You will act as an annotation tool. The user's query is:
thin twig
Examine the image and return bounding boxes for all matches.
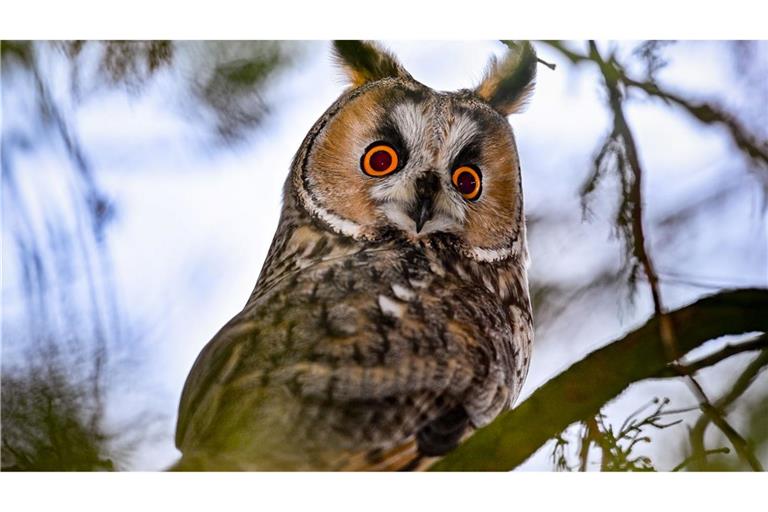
[624,76,768,168]
[656,334,768,377]
[672,447,730,472]
[536,57,556,71]
[689,349,768,470]
[540,40,593,65]
[657,405,700,416]
[578,417,600,471]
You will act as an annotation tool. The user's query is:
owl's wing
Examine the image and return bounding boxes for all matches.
[337,403,472,471]
[175,257,526,470]
[175,312,259,453]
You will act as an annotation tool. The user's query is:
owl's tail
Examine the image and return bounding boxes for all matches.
[339,439,436,472]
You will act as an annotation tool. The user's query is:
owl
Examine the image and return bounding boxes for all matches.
[174,40,537,471]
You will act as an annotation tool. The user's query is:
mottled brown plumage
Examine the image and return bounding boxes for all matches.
[174,41,536,470]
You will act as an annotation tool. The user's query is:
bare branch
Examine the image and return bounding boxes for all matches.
[578,418,598,471]
[656,334,768,377]
[541,40,768,171]
[689,349,768,470]
[672,447,730,472]
[624,77,768,169]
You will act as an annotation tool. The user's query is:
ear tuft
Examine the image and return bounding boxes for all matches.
[475,41,537,116]
[332,40,412,87]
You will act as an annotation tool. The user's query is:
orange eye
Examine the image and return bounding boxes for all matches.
[452,166,482,200]
[361,143,399,177]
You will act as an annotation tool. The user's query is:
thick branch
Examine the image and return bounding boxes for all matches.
[430,288,768,471]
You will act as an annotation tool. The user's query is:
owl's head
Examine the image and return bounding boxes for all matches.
[290,41,537,263]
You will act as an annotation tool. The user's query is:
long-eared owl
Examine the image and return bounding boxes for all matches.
[174,40,537,471]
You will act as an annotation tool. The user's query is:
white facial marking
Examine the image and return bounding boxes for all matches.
[433,189,467,225]
[468,246,514,262]
[296,181,363,238]
[417,215,460,235]
[467,225,529,263]
[391,102,428,151]
[379,202,416,233]
[441,113,479,165]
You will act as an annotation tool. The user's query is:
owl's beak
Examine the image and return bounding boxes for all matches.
[413,198,433,233]
[410,173,439,234]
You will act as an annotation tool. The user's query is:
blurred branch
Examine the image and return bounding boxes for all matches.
[429,288,768,471]
[624,76,768,169]
[550,434,574,471]
[540,40,592,66]
[688,348,768,470]
[1,353,116,471]
[541,40,768,171]
[192,41,291,141]
[671,447,730,471]
[578,418,597,471]
[590,41,663,305]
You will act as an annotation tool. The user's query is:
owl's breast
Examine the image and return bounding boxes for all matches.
[249,237,530,415]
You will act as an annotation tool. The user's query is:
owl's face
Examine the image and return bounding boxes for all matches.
[291,42,536,262]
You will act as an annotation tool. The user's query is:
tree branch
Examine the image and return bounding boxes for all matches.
[429,288,768,471]
[540,40,768,170]
[688,348,768,470]
[656,334,768,377]
[672,447,730,472]
[623,77,768,169]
